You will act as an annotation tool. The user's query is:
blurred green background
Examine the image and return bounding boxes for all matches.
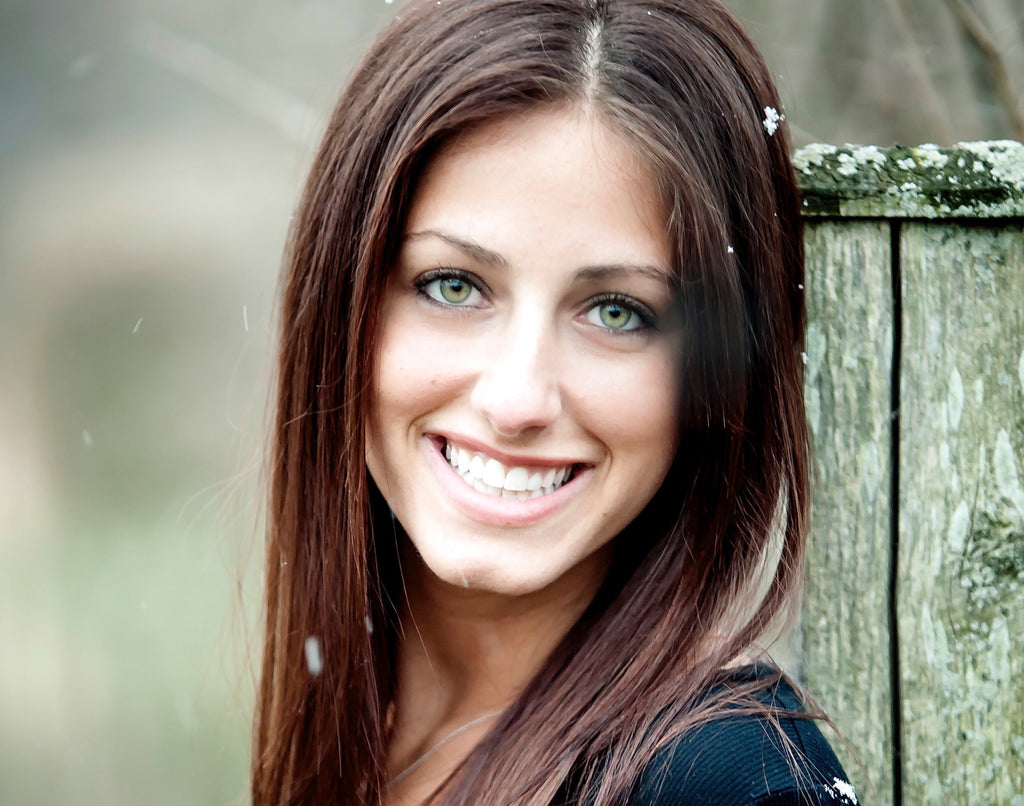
[1,1,1021,803]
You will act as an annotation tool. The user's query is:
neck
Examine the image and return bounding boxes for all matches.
[398,542,606,715]
[387,540,608,789]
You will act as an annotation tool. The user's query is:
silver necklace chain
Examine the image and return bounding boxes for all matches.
[388,710,503,786]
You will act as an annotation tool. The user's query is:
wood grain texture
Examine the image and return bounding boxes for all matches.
[898,221,1024,804]
[801,220,895,804]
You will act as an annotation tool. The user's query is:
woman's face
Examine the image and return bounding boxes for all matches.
[365,107,681,598]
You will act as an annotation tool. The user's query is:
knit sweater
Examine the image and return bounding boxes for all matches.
[629,668,858,805]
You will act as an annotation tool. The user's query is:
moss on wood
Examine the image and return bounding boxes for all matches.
[794,141,1024,218]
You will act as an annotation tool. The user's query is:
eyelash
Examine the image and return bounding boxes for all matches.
[411,270,657,334]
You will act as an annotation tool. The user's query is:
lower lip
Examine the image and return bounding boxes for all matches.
[423,437,590,527]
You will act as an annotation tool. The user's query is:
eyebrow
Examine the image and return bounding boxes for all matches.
[574,264,674,286]
[404,229,672,285]
[405,230,511,269]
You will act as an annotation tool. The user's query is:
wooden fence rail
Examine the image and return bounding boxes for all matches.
[795,141,1024,805]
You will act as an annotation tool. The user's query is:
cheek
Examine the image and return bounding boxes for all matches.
[576,350,680,459]
[368,307,478,460]
[374,316,451,409]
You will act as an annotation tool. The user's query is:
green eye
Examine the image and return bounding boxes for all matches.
[586,300,647,331]
[598,303,634,329]
[438,277,471,303]
[418,272,484,307]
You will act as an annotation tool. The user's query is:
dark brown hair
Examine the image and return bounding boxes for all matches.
[253,0,809,802]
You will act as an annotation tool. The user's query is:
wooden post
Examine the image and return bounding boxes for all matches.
[795,141,1024,805]
[801,219,895,802]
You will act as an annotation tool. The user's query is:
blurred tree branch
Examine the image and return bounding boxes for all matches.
[883,0,955,143]
[943,0,1024,140]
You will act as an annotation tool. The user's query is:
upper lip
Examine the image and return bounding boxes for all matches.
[427,432,592,469]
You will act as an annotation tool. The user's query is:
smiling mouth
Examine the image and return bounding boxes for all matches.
[442,440,579,500]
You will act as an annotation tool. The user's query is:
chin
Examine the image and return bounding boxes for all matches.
[422,554,543,596]
[411,535,611,602]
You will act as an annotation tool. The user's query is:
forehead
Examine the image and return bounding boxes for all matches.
[419,105,659,200]
[404,106,671,269]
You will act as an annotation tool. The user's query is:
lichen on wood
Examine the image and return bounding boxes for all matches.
[794,140,1024,218]
[796,141,1023,804]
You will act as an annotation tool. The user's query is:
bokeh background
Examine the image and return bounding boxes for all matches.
[1,1,1021,803]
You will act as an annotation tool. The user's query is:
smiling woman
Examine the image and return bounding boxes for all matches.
[366,108,679,599]
[253,1,857,804]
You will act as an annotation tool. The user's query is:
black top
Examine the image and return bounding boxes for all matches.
[629,668,858,805]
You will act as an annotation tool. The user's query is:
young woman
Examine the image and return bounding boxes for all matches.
[253,0,858,803]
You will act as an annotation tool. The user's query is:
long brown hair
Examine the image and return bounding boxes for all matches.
[253,0,809,802]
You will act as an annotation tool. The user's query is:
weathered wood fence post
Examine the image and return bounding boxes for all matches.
[795,141,1024,806]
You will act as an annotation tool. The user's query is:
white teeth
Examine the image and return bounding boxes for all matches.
[442,441,575,499]
[505,467,529,491]
[482,459,505,488]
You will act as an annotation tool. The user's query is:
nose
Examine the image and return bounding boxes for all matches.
[470,313,562,437]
